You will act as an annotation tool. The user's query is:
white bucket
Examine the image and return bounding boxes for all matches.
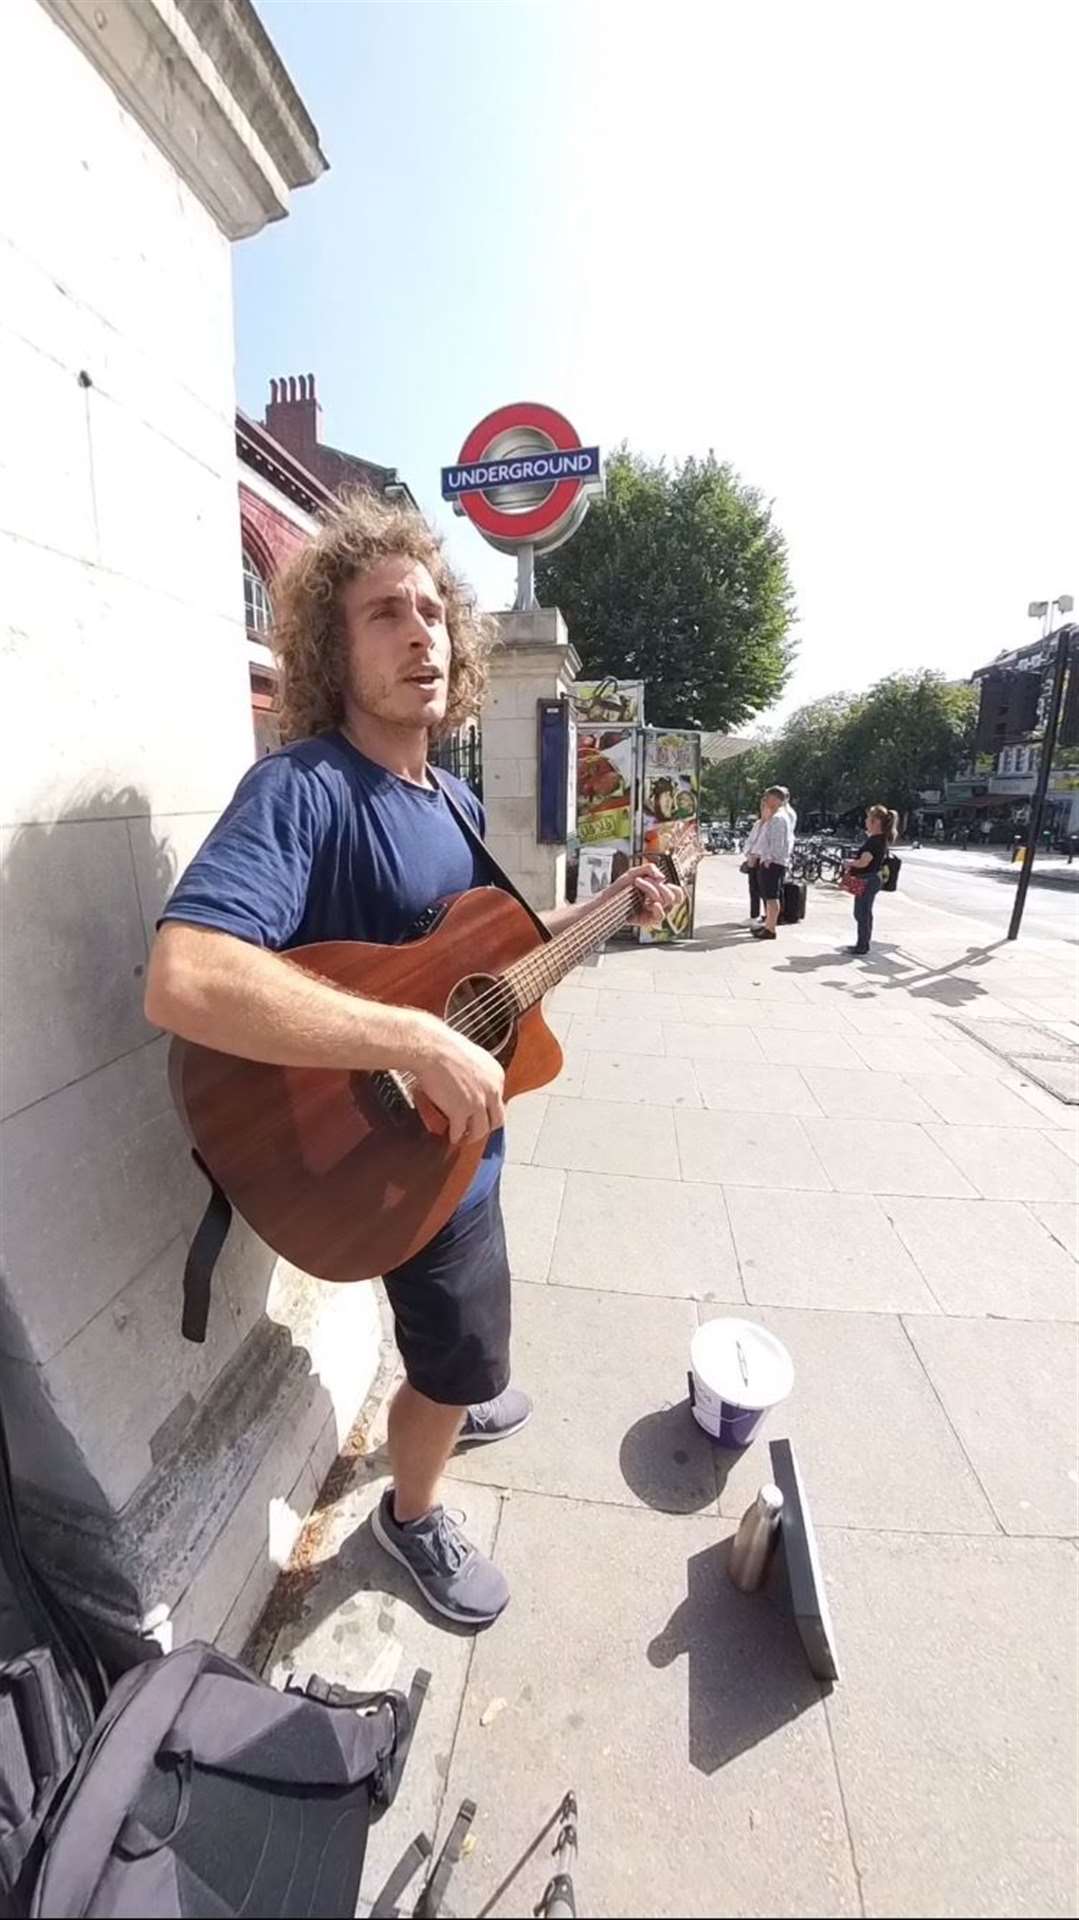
[689,1318,794,1446]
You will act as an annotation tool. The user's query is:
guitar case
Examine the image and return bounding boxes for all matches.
[179,772,548,1344]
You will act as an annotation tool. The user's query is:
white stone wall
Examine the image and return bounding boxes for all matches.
[0,0,380,1652]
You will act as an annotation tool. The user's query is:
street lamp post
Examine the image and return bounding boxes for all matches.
[1007,595,1075,940]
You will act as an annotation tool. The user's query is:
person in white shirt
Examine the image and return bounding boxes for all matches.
[747,786,795,939]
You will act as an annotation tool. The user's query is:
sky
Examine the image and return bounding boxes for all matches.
[236,0,1078,725]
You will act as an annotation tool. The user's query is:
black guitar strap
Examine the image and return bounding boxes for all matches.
[181,768,551,1343]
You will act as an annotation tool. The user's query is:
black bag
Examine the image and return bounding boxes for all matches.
[880,853,902,893]
[0,1396,420,1919]
[779,878,807,924]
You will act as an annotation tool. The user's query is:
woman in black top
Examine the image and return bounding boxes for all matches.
[843,804,898,954]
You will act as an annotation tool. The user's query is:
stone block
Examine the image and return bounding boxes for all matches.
[692,1062,821,1115]
[757,1027,866,1068]
[2,539,252,825]
[799,1066,935,1120]
[549,1170,742,1302]
[1,815,152,1118]
[483,792,534,836]
[505,1090,549,1163]
[453,1283,715,1512]
[0,1038,208,1361]
[882,1196,1077,1319]
[0,332,97,564]
[802,1118,978,1197]
[581,1053,701,1107]
[727,1188,937,1312]
[824,1530,1077,1916]
[478,715,536,763]
[568,1017,665,1055]
[926,1123,1078,1201]
[701,1304,997,1533]
[482,757,534,800]
[676,1111,831,1189]
[443,1495,858,1918]
[500,1164,566,1282]
[534,1096,679,1178]
[904,1314,1079,1535]
[663,1021,767,1063]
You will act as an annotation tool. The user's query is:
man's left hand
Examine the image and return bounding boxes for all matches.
[605,862,684,931]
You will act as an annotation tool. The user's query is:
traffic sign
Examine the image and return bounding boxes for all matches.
[441,402,603,559]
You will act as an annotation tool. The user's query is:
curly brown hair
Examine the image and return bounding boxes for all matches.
[271,491,496,743]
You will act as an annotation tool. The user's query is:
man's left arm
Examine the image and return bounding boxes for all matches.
[541,863,682,937]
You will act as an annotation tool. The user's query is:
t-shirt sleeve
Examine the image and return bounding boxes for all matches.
[160,754,328,949]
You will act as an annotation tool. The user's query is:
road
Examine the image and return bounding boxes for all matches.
[893,844,1079,945]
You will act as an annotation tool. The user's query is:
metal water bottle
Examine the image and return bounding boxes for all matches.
[728,1483,784,1593]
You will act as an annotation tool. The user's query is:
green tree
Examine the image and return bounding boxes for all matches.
[536,447,795,729]
[700,743,771,825]
[843,671,977,816]
[769,693,862,824]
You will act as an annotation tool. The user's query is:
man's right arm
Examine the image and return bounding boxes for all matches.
[145,922,504,1143]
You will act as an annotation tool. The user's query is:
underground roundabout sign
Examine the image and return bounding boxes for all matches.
[441,403,603,558]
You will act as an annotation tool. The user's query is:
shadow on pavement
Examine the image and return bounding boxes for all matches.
[619,1401,722,1514]
[647,1536,825,1775]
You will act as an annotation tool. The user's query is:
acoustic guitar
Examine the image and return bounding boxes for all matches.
[168,825,701,1282]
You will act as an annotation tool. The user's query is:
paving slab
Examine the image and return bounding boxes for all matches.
[912,1073,1066,1127]
[533,1096,679,1178]
[500,1164,566,1283]
[581,1051,701,1107]
[441,1494,859,1920]
[883,1196,1078,1319]
[1045,1124,1079,1165]
[1029,1200,1079,1259]
[546,984,599,1017]
[258,1467,501,1912]
[756,1027,866,1069]
[452,1282,716,1514]
[846,1033,964,1075]
[697,1304,997,1534]
[663,1020,767,1063]
[549,1170,742,1302]
[505,1090,549,1163]
[566,1014,665,1055]
[903,1313,1079,1536]
[676,1110,831,1190]
[691,1061,821,1116]
[801,1117,978,1197]
[822,1528,1078,1918]
[801,1066,936,1121]
[726,1188,938,1313]
[584,987,685,1021]
[681,999,853,1032]
[926,1123,1078,1200]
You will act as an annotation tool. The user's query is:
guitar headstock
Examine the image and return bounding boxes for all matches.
[655,820,705,894]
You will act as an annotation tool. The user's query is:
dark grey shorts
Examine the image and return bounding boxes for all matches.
[381,1184,511,1407]
[758,862,786,902]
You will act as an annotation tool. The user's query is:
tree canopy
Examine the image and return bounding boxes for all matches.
[536,447,794,730]
[700,670,976,826]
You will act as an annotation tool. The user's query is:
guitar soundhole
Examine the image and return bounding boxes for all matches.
[445,974,516,1056]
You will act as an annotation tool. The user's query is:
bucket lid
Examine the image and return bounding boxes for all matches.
[691,1318,794,1412]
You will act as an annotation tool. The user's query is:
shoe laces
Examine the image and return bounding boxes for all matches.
[424,1506,470,1574]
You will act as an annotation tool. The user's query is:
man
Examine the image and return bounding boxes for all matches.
[980,817,992,846]
[144,494,678,1630]
[749,786,796,939]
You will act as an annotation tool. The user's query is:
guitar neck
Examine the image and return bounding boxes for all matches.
[502,885,637,1012]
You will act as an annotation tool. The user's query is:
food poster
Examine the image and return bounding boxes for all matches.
[570,678,646,727]
[639,729,701,943]
[567,725,637,907]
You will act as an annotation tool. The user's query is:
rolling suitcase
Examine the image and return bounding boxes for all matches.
[779,878,806,925]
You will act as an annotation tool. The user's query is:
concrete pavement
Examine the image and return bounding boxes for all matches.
[248,855,1078,1919]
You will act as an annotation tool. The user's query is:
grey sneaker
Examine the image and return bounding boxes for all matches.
[371,1491,509,1626]
[459,1387,533,1447]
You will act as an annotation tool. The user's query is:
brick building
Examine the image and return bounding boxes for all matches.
[235,378,418,756]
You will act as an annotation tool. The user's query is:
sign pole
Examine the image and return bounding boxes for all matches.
[1007,625,1072,940]
[515,543,536,612]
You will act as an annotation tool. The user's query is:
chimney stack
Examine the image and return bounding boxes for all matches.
[265,373,322,463]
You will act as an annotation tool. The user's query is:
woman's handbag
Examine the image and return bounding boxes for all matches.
[841,870,867,898]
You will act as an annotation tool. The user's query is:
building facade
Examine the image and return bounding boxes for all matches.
[0,0,385,1659]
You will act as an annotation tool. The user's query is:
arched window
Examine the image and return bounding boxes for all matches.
[243,549,273,635]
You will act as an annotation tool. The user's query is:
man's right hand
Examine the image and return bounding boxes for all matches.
[407,1018,506,1145]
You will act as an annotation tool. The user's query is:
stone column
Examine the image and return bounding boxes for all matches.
[481,609,580,912]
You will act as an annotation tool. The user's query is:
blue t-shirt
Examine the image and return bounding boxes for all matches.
[161,730,503,1205]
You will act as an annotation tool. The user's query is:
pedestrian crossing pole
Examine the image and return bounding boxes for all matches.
[1007,624,1074,939]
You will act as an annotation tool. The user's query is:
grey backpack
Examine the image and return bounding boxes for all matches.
[0,1397,420,1919]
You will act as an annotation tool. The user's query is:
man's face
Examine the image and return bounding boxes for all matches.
[339,555,451,731]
